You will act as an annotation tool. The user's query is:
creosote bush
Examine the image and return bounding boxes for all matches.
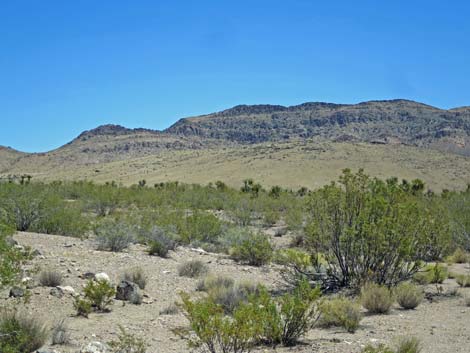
[122,267,147,290]
[318,297,362,333]
[83,279,116,312]
[413,264,448,285]
[38,269,63,287]
[0,310,48,353]
[304,169,450,290]
[230,232,273,266]
[180,279,320,351]
[178,260,208,278]
[361,283,394,314]
[395,282,423,310]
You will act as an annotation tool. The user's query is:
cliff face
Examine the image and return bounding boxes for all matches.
[165,100,470,156]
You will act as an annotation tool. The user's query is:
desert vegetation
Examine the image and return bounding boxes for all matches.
[0,170,469,352]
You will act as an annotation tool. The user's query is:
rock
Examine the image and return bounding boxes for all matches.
[21,277,35,289]
[57,285,76,295]
[50,287,63,298]
[9,286,25,298]
[94,272,110,283]
[31,249,42,257]
[81,341,109,353]
[115,280,140,301]
[82,272,95,280]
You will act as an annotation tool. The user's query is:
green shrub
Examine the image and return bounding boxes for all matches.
[73,298,92,318]
[0,225,28,290]
[181,211,223,244]
[178,260,208,278]
[263,209,279,226]
[94,220,135,252]
[429,264,448,284]
[0,310,47,353]
[180,293,258,353]
[38,269,63,287]
[361,283,394,314]
[230,232,273,266]
[122,267,147,290]
[449,248,469,264]
[108,326,147,353]
[395,283,423,310]
[304,169,450,289]
[362,344,394,353]
[83,279,116,312]
[318,297,362,333]
[456,274,470,287]
[413,264,448,285]
[32,205,90,238]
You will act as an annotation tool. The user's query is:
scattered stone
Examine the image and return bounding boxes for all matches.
[94,272,110,283]
[9,286,25,298]
[115,280,140,301]
[81,341,109,353]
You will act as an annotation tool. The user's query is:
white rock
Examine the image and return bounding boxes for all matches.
[57,285,75,295]
[94,272,110,283]
[81,341,109,353]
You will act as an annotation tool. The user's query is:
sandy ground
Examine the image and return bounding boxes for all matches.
[3,231,470,353]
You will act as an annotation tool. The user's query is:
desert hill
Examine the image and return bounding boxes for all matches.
[1,99,470,190]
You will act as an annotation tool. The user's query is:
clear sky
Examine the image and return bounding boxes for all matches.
[1,0,469,152]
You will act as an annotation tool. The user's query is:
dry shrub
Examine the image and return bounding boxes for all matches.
[38,269,63,287]
[361,283,394,314]
[178,260,208,278]
[318,297,362,333]
[395,282,423,310]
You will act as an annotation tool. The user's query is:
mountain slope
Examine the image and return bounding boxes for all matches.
[1,99,470,190]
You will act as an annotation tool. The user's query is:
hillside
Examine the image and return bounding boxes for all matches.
[1,99,470,190]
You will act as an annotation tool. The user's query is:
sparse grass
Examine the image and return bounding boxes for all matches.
[361,283,394,314]
[38,269,63,287]
[464,293,470,307]
[122,267,147,290]
[395,336,422,353]
[159,303,179,315]
[0,310,48,353]
[318,297,362,333]
[108,326,147,353]
[51,319,70,345]
[395,282,423,310]
[178,260,208,278]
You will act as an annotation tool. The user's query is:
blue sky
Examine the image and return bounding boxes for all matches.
[1,0,469,152]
